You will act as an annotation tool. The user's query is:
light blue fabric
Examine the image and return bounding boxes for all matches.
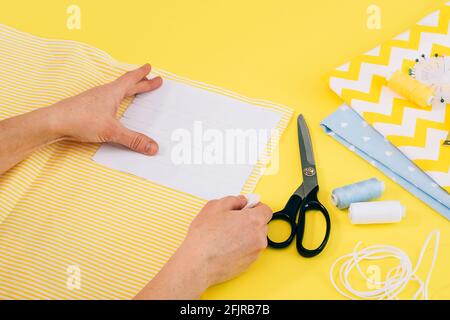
[321,104,450,220]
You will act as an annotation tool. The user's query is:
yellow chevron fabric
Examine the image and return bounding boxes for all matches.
[330,4,450,193]
[0,24,292,299]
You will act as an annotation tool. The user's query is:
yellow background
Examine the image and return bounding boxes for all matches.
[1,0,449,299]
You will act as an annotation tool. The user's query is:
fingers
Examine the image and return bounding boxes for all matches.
[115,64,163,97]
[118,64,151,86]
[248,203,273,224]
[218,195,248,211]
[128,77,163,96]
[203,196,271,219]
[109,123,158,156]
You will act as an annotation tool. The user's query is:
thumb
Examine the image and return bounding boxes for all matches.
[110,123,158,156]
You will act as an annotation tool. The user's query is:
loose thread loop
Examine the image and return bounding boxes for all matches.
[330,230,441,300]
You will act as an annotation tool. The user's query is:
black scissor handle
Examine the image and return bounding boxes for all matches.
[296,186,331,258]
[267,194,302,249]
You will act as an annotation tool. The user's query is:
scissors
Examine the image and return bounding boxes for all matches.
[267,115,331,258]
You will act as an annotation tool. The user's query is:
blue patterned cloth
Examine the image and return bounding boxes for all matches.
[321,104,450,220]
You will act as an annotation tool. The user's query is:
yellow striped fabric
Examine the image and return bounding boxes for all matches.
[0,24,292,299]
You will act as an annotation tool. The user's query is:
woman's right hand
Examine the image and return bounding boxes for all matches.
[135,195,272,300]
[183,195,273,287]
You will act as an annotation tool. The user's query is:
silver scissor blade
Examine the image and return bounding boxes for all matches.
[298,115,316,167]
[297,115,318,194]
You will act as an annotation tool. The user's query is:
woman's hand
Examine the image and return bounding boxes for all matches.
[50,64,163,155]
[135,196,273,300]
[0,64,162,174]
[184,196,272,286]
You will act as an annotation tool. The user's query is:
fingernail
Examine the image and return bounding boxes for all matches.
[145,143,158,155]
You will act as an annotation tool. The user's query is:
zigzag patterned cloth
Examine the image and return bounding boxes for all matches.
[329,3,450,193]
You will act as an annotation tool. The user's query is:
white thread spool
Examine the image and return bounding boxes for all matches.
[349,201,406,225]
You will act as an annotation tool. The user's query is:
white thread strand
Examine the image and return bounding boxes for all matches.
[330,230,440,300]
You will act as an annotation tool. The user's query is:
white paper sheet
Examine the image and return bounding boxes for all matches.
[93,77,284,200]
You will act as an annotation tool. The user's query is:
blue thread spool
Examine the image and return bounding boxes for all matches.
[331,178,385,209]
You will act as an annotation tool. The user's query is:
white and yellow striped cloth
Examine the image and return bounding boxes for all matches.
[0,24,292,299]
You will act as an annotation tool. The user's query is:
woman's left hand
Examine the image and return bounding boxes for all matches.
[50,64,162,155]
